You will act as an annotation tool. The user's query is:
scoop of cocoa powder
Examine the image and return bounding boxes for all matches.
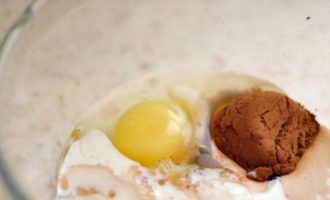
[210,91,319,182]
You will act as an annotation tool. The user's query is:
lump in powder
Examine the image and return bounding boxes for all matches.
[210,91,320,182]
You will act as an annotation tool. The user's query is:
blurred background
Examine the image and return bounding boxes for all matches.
[0,1,30,199]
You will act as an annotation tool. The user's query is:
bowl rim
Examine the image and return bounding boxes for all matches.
[0,0,47,199]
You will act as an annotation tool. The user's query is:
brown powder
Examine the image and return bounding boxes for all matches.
[210,91,320,182]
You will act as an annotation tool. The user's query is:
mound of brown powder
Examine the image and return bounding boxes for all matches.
[210,91,320,182]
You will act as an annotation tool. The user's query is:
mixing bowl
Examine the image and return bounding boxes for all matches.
[1,0,330,199]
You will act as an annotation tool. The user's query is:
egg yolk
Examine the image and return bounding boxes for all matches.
[112,101,192,167]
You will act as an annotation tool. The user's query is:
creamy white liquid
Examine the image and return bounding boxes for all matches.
[58,71,329,200]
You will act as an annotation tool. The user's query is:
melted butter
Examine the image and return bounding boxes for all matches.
[70,125,83,142]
